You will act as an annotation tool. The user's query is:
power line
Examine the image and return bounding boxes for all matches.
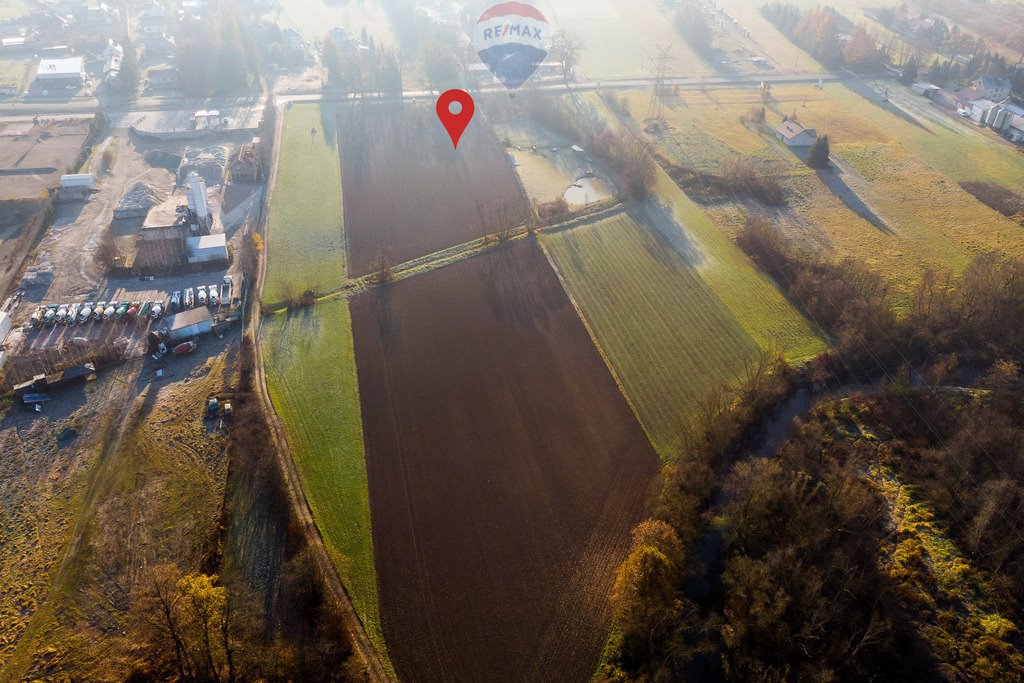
[645,45,674,127]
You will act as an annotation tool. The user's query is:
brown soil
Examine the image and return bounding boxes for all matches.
[339,102,531,277]
[351,240,660,682]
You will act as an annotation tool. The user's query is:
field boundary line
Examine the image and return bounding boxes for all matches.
[252,98,391,682]
[261,202,628,314]
[537,239,659,460]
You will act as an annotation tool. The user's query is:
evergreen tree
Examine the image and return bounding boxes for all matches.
[899,58,919,86]
[807,135,831,169]
[118,37,139,97]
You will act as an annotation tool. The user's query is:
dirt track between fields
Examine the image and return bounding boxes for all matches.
[250,99,389,682]
[351,240,661,681]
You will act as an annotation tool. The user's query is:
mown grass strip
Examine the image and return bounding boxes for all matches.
[264,103,346,305]
[261,301,388,667]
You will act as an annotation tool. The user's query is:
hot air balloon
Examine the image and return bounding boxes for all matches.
[474,1,550,90]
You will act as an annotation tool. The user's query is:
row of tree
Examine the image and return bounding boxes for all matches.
[173,1,260,96]
[761,3,883,70]
[603,211,1024,678]
[674,1,714,58]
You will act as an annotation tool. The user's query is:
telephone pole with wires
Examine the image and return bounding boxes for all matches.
[645,45,674,130]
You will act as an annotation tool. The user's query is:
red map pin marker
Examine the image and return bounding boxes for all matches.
[436,89,475,150]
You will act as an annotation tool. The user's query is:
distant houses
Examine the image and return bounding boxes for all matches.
[960,97,1024,141]
[956,76,1013,106]
[775,120,818,147]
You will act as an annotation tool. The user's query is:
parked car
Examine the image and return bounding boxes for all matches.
[184,288,195,309]
[173,340,197,356]
[170,290,182,311]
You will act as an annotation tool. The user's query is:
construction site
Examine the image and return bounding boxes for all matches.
[0,120,262,391]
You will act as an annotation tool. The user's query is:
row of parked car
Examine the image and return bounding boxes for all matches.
[30,299,166,329]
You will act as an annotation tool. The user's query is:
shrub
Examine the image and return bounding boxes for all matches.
[537,196,569,224]
[94,226,118,271]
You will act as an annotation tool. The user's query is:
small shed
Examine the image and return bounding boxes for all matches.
[165,306,213,343]
[60,173,94,190]
[46,363,97,389]
[186,233,228,264]
[911,83,940,98]
[775,120,818,147]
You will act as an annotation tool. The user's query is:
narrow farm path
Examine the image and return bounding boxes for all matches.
[251,98,391,682]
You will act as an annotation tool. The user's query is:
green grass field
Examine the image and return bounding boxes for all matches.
[264,103,346,305]
[0,57,27,92]
[543,195,823,459]
[650,169,825,359]
[261,301,387,667]
[538,95,823,458]
[828,81,1024,187]
[543,211,757,458]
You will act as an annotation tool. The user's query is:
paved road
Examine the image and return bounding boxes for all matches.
[0,71,843,122]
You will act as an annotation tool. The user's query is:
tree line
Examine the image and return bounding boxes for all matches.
[602,218,1024,679]
[173,1,260,96]
[761,3,882,70]
[126,336,363,680]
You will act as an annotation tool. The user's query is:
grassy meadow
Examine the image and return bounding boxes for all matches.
[622,84,1024,303]
[261,301,388,668]
[544,192,824,460]
[534,94,823,458]
[535,0,710,80]
[264,103,346,305]
[1,357,229,679]
[0,58,27,92]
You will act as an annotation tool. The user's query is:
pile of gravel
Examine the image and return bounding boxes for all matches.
[177,145,229,186]
[114,182,166,219]
[143,148,182,169]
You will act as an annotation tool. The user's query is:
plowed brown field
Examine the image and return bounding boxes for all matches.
[351,240,660,681]
[339,102,531,277]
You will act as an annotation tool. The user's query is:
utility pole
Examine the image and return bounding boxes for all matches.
[645,44,675,125]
